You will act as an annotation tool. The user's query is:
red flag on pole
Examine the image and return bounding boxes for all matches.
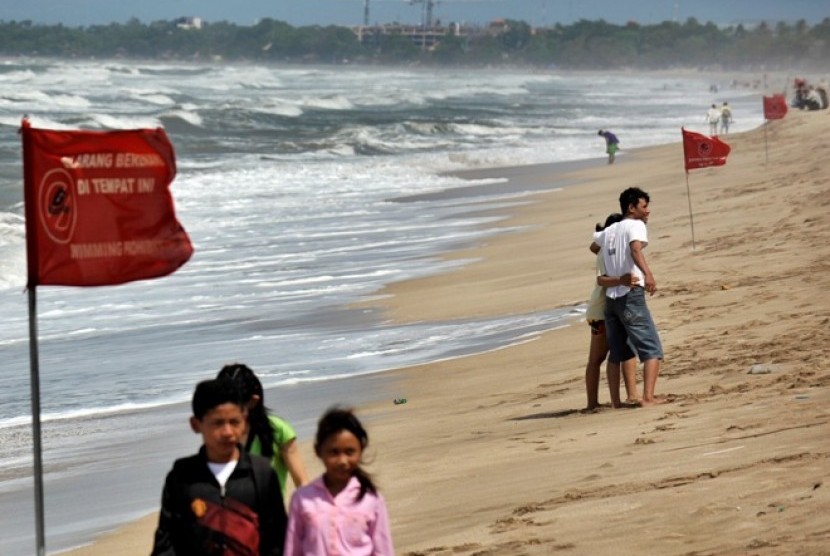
[681,127,731,172]
[763,94,788,120]
[20,119,193,287]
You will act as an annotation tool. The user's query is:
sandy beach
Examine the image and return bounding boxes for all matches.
[61,107,829,556]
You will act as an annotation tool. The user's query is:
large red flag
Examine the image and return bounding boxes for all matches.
[21,119,193,287]
[681,127,731,172]
[763,94,788,120]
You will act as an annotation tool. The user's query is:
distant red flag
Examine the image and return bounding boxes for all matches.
[763,94,788,120]
[21,119,193,287]
[681,127,731,172]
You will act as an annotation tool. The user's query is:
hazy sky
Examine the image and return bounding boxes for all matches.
[1,0,826,28]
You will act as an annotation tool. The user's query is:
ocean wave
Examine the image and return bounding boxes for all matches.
[85,113,162,129]
[161,109,203,127]
[353,90,428,107]
[0,89,91,110]
[128,91,177,106]
[0,212,25,290]
[135,64,215,77]
[0,69,37,82]
[0,398,188,431]
[301,95,354,111]
[248,101,304,118]
[3,114,74,129]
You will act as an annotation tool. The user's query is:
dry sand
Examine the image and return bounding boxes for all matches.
[63,108,830,555]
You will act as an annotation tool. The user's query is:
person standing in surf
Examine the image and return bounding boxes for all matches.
[597,129,620,164]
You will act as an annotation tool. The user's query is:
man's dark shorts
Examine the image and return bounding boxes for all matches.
[604,287,663,363]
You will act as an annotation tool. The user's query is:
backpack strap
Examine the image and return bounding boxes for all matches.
[248,454,276,509]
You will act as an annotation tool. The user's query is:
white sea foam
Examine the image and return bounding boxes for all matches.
[86,112,161,128]
[131,92,177,106]
[0,399,187,430]
[302,95,354,110]
[0,213,25,290]
[163,109,203,126]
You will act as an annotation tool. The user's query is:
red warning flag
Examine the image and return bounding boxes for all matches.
[21,120,193,287]
[681,127,731,172]
[763,94,788,120]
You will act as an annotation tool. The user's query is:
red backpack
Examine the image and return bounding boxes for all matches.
[192,496,259,556]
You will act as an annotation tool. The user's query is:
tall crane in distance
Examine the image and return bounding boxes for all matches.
[410,0,497,29]
[410,0,437,28]
[361,0,405,27]
[361,0,494,29]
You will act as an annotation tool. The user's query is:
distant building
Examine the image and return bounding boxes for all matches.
[354,21,480,50]
[487,19,510,35]
[175,17,203,30]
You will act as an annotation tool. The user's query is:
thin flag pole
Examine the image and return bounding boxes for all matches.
[764,120,769,164]
[27,286,47,556]
[22,117,47,556]
[685,172,696,251]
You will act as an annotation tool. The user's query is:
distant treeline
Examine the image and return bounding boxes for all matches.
[1,17,829,69]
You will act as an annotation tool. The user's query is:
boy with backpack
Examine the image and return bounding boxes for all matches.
[151,378,287,555]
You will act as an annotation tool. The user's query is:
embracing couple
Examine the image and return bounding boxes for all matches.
[585,187,668,410]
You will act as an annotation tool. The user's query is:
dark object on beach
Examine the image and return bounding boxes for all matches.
[393,398,407,405]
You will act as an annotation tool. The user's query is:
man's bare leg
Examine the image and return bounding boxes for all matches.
[640,358,665,406]
[621,357,639,403]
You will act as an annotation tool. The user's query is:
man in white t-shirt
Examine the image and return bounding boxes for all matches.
[591,187,665,406]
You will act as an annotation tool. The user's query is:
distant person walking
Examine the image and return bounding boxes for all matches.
[720,102,733,134]
[706,104,721,135]
[597,129,620,164]
[591,187,665,407]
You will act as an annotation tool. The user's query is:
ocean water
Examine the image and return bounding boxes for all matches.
[0,60,765,554]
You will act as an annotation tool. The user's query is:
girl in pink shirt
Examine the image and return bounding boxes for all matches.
[284,407,394,556]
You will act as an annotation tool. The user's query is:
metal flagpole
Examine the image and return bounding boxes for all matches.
[764,120,769,164]
[685,172,696,251]
[27,286,47,556]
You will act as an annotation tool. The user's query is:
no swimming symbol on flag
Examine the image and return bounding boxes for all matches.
[681,127,731,172]
[39,168,77,244]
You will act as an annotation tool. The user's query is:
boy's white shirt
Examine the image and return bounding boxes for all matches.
[207,459,238,489]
